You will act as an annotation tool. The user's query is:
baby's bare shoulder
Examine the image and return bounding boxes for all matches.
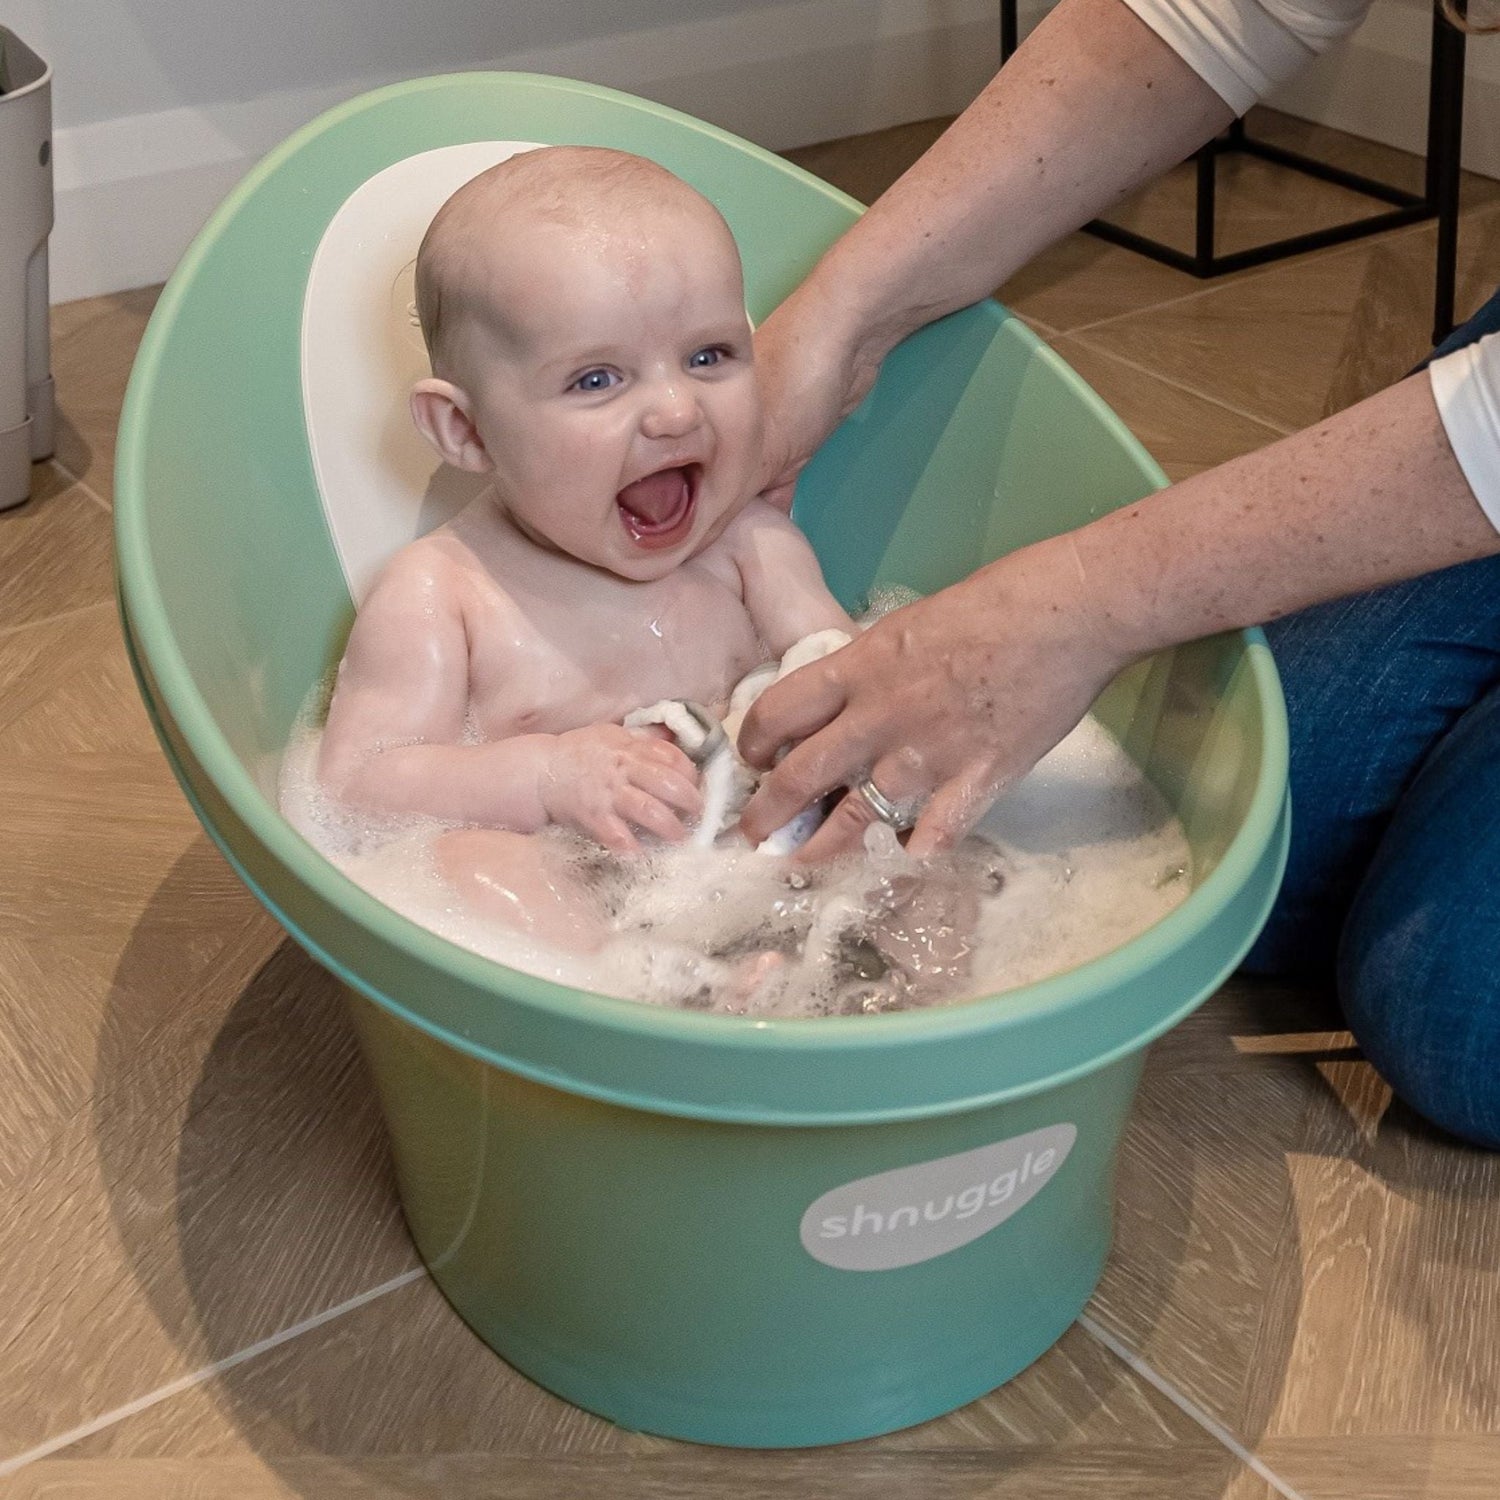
[718,498,823,574]
[721,497,808,543]
[364,530,512,621]
[370,531,461,588]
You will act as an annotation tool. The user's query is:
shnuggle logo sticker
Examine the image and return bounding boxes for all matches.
[800,1124,1077,1271]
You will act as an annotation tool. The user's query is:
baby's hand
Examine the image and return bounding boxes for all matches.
[540,725,703,851]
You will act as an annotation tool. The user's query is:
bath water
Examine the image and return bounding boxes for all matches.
[279,712,1191,1018]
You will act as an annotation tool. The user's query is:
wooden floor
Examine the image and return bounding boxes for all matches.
[6,107,1500,1499]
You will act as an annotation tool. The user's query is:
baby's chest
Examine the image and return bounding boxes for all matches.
[467,575,765,734]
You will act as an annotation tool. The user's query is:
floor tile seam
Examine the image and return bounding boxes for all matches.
[1012,310,1061,339]
[1053,214,1452,341]
[49,460,113,515]
[0,1266,427,1478]
[1076,1313,1310,1500]
[1050,336,1295,437]
[0,599,117,643]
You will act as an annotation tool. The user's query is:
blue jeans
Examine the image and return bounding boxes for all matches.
[1241,291,1500,1148]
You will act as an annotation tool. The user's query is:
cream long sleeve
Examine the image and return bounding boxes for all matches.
[1119,0,1500,531]
[1430,334,1500,532]
[1119,0,1371,114]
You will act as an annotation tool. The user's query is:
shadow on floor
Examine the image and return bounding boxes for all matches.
[95,839,1496,1494]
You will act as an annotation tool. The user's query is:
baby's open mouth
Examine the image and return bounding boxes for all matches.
[616,464,701,549]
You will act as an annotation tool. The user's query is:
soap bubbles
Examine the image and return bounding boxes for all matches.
[280,711,1192,1017]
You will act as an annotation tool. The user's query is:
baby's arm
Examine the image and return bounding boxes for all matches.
[318,548,701,847]
[724,499,855,655]
[319,547,554,828]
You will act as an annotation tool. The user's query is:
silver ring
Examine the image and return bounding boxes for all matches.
[852,775,916,832]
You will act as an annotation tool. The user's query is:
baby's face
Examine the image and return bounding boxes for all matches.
[459,205,763,581]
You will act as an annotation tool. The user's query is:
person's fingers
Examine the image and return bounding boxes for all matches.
[788,752,926,864]
[588,812,640,854]
[784,786,880,862]
[736,660,850,770]
[639,737,699,777]
[630,758,704,817]
[618,788,690,844]
[737,709,880,844]
[904,765,1005,861]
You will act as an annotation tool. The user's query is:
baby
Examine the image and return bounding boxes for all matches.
[316,146,856,956]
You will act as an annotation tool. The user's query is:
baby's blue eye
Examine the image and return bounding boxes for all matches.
[688,347,726,369]
[573,368,619,392]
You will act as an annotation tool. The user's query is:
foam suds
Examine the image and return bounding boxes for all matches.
[280,710,1192,1017]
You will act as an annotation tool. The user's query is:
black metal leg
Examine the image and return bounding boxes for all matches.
[1429,1,1467,343]
[1052,0,1465,306]
[1083,133,1434,277]
[1195,145,1216,269]
[1000,0,1017,61]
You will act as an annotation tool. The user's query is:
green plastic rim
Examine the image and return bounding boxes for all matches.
[116,72,1290,1128]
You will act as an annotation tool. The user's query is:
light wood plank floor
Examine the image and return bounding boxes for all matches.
[5,107,1500,1500]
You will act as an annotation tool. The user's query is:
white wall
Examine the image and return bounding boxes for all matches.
[14,0,1003,301]
[1266,0,1500,175]
[17,0,766,130]
[17,0,1497,303]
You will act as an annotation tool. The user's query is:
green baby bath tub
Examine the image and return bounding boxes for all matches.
[116,73,1288,1447]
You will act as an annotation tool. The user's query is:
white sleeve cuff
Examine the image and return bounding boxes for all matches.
[1430,334,1500,536]
[1119,0,1372,115]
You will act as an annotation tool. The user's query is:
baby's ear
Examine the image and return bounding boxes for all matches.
[410,379,492,472]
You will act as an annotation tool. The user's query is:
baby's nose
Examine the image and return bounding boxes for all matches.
[640,380,701,439]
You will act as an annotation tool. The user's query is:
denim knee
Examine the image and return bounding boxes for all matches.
[1243,557,1500,980]
[1336,685,1500,1150]
[1339,904,1500,1149]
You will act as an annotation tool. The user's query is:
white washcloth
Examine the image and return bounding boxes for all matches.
[625,628,852,853]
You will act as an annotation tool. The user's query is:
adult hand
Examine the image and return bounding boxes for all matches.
[753,279,885,512]
[736,536,1136,859]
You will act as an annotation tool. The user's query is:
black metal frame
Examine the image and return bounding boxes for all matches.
[999,0,1468,343]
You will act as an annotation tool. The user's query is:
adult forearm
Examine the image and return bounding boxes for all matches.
[737,375,1500,859]
[809,0,1234,365]
[1072,374,1500,656]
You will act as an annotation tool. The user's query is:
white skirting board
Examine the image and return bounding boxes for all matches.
[49,0,1002,303]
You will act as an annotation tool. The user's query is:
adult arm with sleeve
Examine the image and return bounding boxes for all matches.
[738,0,1500,859]
[1120,0,1374,117]
[1123,0,1500,522]
[751,0,1380,504]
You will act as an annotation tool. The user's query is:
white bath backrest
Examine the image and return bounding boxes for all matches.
[300,141,543,604]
